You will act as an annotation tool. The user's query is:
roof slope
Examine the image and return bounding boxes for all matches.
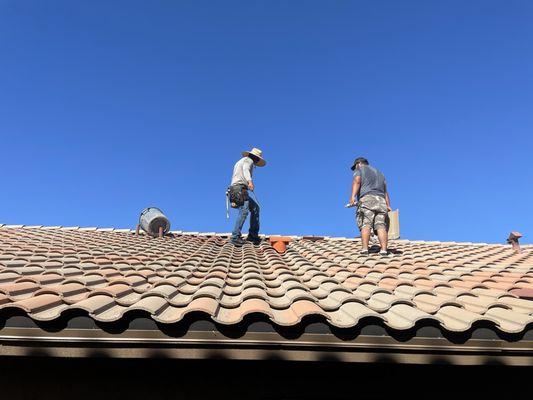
[0,225,532,335]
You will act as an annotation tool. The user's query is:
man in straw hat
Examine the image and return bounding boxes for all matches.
[349,157,392,256]
[229,148,266,245]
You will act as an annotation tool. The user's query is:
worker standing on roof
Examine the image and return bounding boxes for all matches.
[349,157,392,256]
[228,148,266,246]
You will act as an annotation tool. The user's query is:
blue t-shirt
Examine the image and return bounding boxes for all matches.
[354,165,386,199]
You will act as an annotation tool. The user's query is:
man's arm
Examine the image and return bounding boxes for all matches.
[243,160,254,191]
[384,181,392,211]
[350,175,361,205]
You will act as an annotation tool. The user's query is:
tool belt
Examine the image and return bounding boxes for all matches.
[227,184,248,208]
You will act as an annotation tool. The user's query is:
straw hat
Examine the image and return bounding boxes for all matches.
[242,147,267,167]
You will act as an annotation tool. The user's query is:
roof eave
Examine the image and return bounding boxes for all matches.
[1,328,532,366]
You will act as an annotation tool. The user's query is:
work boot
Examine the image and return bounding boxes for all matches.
[231,237,246,246]
[246,236,262,245]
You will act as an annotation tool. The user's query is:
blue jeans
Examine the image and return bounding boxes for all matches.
[232,197,260,240]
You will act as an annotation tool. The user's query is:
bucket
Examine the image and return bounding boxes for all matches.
[139,207,171,237]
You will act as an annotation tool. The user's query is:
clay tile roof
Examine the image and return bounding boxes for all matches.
[0,225,532,337]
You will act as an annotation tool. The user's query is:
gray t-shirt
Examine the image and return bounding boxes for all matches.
[231,157,254,186]
[354,165,386,199]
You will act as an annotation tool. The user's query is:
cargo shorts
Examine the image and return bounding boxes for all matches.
[356,194,389,232]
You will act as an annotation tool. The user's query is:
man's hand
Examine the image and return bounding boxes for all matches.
[351,176,361,207]
[385,186,392,212]
[248,181,254,191]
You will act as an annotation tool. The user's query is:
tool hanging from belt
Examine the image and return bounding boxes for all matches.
[225,189,230,219]
[249,189,261,208]
[225,185,261,218]
[226,184,247,218]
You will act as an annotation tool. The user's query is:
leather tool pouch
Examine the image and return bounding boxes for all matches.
[228,185,248,208]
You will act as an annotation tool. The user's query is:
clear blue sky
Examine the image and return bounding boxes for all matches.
[1,0,532,244]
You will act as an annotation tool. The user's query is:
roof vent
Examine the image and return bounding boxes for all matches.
[269,236,291,254]
[137,207,170,238]
[507,231,522,253]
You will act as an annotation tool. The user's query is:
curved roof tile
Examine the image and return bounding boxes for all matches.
[0,226,531,334]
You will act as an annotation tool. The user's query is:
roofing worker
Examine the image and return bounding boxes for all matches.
[349,157,392,256]
[228,148,266,246]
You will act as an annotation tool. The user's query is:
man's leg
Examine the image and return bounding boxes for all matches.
[374,210,389,253]
[247,198,260,239]
[356,205,372,253]
[231,200,250,242]
[361,227,371,251]
[367,195,389,255]
[376,228,388,252]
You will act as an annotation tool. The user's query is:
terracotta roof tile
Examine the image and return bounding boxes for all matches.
[0,226,531,335]
[0,281,40,297]
[413,293,459,314]
[384,303,430,330]
[484,307,533,333]
[435,305,485,332]
[6,293,64,313]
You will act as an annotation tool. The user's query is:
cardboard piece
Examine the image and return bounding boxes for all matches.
[388,209,400,239]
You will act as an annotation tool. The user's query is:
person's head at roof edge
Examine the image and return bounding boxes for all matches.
[351,157,369,171]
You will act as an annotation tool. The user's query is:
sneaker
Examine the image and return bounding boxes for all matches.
[359,249,369,256]
[379,250,390,257]
[246,236,262,245]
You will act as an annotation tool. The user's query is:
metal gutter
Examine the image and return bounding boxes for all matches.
[0,327,531,366]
